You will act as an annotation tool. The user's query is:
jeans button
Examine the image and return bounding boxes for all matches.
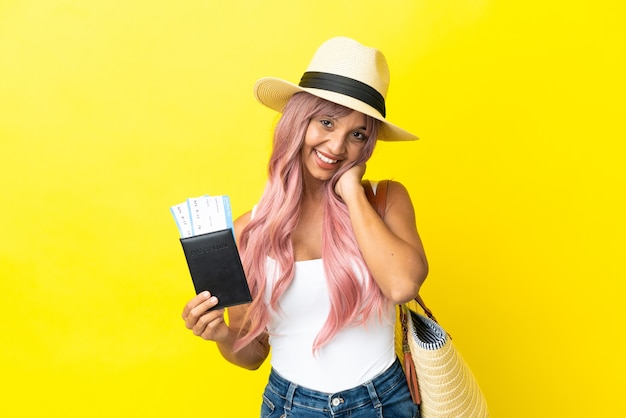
[331,397,343,407]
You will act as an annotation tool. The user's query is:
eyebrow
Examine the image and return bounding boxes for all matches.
[321,114,367,131]
[351,123,367,132]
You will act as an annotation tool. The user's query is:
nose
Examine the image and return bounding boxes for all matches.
[326,132,346,155]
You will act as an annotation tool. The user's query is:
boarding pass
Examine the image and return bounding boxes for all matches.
[170,195,233,238]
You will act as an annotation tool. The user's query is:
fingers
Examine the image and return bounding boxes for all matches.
[354,162,366,179]
[182,292,217,329]
[181,291,226,340]
[194,311,226,340]
[335,164,366,196]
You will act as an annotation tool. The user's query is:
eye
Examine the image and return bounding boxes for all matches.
[351,131,368,141]
[320,119,333,128]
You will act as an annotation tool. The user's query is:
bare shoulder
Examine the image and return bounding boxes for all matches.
[382,180,417,227]
[385,179,410,196]
[385,180,414,210]
[383,180,423,251]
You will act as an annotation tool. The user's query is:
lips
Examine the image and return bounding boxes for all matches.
[315,149,339,164]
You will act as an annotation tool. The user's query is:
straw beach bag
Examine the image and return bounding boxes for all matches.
[398,298,489,417]
[363,179,489,417]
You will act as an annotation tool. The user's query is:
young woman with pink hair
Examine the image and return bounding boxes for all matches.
[181,37,428,417]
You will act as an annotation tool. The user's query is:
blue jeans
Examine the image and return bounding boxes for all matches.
[260,358,420,417]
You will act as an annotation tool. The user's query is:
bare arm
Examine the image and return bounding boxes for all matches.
[335,167,428,304]
[181,211,270,370]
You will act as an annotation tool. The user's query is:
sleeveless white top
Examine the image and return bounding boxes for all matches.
[263,257,396,392]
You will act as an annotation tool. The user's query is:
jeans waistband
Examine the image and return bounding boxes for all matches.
[267,358,405,412]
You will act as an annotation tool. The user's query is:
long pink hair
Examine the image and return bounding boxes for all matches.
[235,92,388,353]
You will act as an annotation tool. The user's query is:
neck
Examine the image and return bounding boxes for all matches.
[301,172,327,202]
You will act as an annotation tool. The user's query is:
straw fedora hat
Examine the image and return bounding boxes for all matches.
[253,37,418,141]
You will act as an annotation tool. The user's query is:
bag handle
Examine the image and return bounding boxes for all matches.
[362,179,387,218]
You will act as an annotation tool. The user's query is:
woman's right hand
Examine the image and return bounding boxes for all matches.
[181,291,230,343]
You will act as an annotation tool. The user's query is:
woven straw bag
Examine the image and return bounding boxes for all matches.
[397,299,490,417]
[364,180,489,417]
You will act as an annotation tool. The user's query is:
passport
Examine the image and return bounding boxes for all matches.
[179,228,252,310]
[171,194,251,310]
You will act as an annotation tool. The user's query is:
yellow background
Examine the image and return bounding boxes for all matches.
[1,0,624,416]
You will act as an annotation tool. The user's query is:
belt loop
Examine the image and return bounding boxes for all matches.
[284,382,297,412]
[365,380,382,409]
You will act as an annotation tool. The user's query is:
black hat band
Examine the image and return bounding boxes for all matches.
[299,71,386,117]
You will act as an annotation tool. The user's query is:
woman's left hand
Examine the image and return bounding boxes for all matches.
[334,163,366,199]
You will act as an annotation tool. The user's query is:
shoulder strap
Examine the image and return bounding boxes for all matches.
[362,179,389,218]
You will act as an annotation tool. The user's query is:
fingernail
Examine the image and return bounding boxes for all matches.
[209,296,218,303]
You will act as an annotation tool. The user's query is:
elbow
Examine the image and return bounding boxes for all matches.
[387,268,428,305]
[244,362,264,371]
[229,356,267,371]
[388,284,420,305]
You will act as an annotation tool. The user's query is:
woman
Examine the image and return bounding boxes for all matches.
[182,37,428,417]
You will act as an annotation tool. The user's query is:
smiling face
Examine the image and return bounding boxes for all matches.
[301,110,370,182]
[267,93,378,189]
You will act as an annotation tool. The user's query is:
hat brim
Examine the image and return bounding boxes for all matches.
[254,77,418,142]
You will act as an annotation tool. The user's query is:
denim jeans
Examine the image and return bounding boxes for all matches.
[260,358,420,417]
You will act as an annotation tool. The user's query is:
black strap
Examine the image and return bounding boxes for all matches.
[299,72,386,117]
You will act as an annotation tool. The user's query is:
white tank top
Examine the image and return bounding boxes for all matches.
[263,257,396,393]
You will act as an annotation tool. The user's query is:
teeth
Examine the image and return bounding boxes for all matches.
[315,150,338,164]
